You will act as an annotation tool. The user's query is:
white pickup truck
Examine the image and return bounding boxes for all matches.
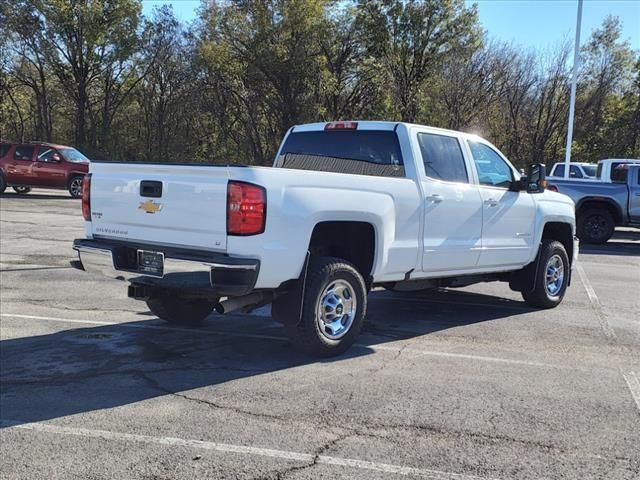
[73,121,578,357]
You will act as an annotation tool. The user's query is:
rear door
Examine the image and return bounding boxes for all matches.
[6,145,36,183]
[467,141,535,269]
[417,131,483,272]
[89,163,229,251]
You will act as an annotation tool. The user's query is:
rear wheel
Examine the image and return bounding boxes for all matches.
[577,208,614,244]
[521,240,569,309]
[0,174,6,193]
[12,186,31,194]
[68,175,84,198]
[146,291,216,327]
[281,256,367,357]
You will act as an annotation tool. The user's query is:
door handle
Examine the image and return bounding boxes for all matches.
[426,194,444,203]
[484,198,498,207]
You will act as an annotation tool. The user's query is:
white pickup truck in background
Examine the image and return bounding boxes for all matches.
[73,121,578,357]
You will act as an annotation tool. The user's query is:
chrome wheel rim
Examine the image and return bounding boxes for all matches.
[316,279,357,340]
[70,179,82,197]
[545,254,565,297]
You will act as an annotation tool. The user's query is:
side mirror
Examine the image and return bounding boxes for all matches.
[51,153,62,162]
[526,163,547,193]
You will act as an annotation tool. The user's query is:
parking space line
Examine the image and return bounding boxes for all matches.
[622,372,640,414]
[575,263,617,340]
[1,313,575,370]
[0,419,497,480]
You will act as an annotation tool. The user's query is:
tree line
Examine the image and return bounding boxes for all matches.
[1,0,638,168]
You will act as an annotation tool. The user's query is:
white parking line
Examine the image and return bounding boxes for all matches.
[0,420,498,480]
[0,313,572,370]
[622,372,640,414]
[575,263,617,340]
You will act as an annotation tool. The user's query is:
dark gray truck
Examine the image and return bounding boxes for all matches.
[548,164,640,244]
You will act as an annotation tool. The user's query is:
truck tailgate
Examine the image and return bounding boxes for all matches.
[88,163,229,251]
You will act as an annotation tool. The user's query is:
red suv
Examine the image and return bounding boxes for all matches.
[0,142,90,198]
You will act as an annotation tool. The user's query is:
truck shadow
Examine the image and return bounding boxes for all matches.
[0,192,76,200]
[579,229,640,257]
[0,289,528,428]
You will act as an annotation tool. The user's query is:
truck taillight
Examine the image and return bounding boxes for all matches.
[82,174,91,221]
[325,121,358,130]
[227,181,266,236]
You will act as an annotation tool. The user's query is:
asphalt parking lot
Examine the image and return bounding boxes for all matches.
[0,189,639,480]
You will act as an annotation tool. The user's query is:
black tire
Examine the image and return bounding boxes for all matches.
[146,291,215,327]
[0,173,6,193]
[283,256,367,358]
[521,240,569,309]
[12,186,31,194]
[577,208,615,244]
[68,175,84,198]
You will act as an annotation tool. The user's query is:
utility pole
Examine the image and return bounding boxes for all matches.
[563,0,583,178]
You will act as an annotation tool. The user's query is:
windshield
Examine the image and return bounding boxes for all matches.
[582,164,597,177]
[277,130,404,177]
[60,148,89,163]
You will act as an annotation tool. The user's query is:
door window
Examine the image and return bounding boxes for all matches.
[468,142,513,188]
[611,163,629,183]
[554,164,565,177]
[38,147,60,162]
[418,133,468,183]
[13,146,34,161]
[569,165,583,178]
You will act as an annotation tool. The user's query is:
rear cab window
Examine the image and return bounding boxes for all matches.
[0,144,10,158]
[276,129,404,177]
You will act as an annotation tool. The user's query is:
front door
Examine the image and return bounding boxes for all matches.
[467,141,535,268]
[418,131,483,273]
[33,146,67,187]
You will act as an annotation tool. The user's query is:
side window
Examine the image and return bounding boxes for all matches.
[554,164,565,177]
[569,165,583,178]
[468,142,514,188]
[13,146,34,161]
[38,147,59,162]
[0,144,10,158]
[611,163,628,183]
[418,133,468,183]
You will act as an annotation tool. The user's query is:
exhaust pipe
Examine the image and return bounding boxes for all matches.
[215,292,271,314]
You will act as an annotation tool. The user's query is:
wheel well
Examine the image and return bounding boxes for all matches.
[308,221,375,278]
[541,222,573,264]
[577,200,622,224]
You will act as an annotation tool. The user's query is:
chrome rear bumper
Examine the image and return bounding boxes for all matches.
[73,239,259,296]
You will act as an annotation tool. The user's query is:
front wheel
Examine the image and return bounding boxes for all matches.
[146,291,216,327]
[12,186,31,194]
[68,175,84,198]
[0,174,7,193]
[521,240,569,309]
[283,257,367,357]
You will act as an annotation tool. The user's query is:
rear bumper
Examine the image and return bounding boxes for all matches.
[72,238,259,296]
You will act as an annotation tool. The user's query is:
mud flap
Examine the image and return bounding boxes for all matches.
[509,246,542,293]
[272,251,311,326]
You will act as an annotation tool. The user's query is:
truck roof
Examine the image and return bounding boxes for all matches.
[292,121,482,140]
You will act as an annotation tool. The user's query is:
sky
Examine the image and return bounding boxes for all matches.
[141,0,640,52]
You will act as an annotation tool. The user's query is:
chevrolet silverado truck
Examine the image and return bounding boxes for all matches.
[72,121,578,357]
[548,164,640,244]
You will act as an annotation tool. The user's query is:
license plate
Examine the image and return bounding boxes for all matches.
[137,250,164,276]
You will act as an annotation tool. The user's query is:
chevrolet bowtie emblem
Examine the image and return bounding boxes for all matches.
[139,200,163,214]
